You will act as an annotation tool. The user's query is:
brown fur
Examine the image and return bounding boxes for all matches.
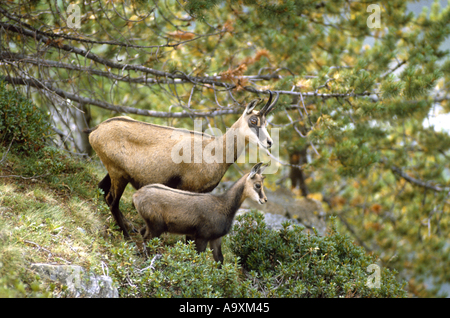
[133,163,268,264]
[88,93,279,237]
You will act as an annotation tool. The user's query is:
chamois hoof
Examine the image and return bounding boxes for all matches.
[121,227,137,240]
[130,227,139,234]
[124,219,138,234]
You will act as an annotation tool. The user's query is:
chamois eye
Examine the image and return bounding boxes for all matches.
[255,183,261,189]
[249,117,257,125]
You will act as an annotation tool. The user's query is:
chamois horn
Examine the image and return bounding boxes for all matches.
[260,90,280,115]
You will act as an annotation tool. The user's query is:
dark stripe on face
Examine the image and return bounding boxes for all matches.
[249,116,263,140]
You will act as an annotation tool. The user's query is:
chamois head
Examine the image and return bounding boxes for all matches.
[239,91,279,149]
[244,162,268,205]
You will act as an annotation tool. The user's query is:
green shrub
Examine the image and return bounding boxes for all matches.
[0,268,51,298]
[108,239,253,298]
[0,219,52,298]
[228,211,407,298]
[108,212,407,298]
[0,81,52,154]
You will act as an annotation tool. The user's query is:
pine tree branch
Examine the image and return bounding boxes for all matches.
[336,214,372,252]
[0,7,223,49]
[381,60,407,79]
[0,52,284,86]
[322,197,373,252]
[389,165,447,192]
[0,52,173,85]
[0,23,375,99]
[0,22,231,88]
[0,138,14,165]
[380,159,449,192]
[2,76,242,118]
[2,73,376,120]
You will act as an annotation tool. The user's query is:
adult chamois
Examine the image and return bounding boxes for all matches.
[133,162,268,264]
[87,91,279,237]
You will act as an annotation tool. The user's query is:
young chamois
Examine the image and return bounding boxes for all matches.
[132,162,268,264]
[87,92,279,237]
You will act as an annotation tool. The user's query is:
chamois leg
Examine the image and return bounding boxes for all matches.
[193,238,208,254]
[209,238,224,265]
[141,218,164,259]
[141,221,157,259]
[141,226,153,243]
[110,178,131,238]
[98,174,113,206]
[140,212,164,242]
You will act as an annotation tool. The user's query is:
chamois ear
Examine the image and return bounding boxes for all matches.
[244,99,262,114]
[248,162,264,179]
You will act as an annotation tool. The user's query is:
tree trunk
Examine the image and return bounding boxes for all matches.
[289,148,309,197]
[76,103,93,156]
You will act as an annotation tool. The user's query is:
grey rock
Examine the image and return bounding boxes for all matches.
[263,212,303,231]
[242,186,327,235]
[76,227,87,235]
[31,263,118,298]
[232,210,303,232]
[215,183,327,235]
